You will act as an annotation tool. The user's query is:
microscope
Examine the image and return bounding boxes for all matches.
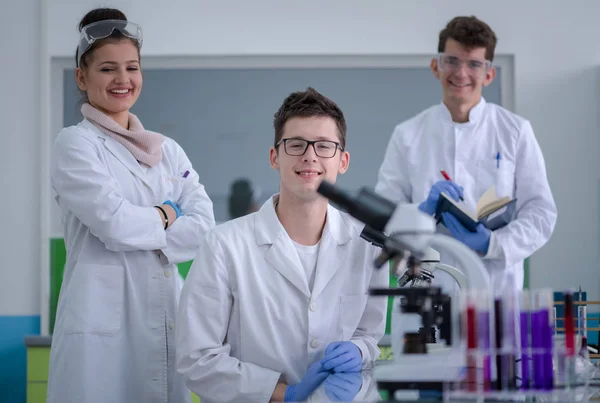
[317,181,492,396]
[361,228,460,352]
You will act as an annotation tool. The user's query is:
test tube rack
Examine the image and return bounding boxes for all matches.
[553,299,599,360]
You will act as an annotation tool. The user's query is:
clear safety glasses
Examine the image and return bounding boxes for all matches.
[437,53,492,78]
[78,19,143,66]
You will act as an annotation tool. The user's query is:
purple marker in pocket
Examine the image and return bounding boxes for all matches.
[183,170,190,178]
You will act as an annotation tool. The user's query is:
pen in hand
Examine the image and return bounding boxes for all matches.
[440,169,464,201]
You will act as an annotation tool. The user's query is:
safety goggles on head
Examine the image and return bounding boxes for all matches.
[77,19,143,67]
[437,53,492,78]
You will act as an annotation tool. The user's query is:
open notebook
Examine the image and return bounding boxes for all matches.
[434,186,517,232]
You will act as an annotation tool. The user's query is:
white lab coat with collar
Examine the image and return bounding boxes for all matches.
[176,196,389,403]
[46,119,215,403]
[375,98,557,294]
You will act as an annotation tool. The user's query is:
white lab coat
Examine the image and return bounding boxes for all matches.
[176,195,389,403]
[375,98,557,294]
[46,119,215,403]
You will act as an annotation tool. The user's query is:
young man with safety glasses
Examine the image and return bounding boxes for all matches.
[375,16,557,297]
[176,87,388,403]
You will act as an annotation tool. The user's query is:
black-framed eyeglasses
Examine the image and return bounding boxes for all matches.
[276,138,343,158]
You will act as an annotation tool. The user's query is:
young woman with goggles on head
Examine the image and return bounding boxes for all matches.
[46,8,215,403]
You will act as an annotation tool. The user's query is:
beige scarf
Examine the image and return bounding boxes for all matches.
[81,103,164,167]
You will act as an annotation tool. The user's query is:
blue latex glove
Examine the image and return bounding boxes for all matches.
[321,341,362,373]
[442,212,491,254]
[284,361,330,402]
[324,372,363,402]
[418,180,464,216]
[162,200,182,218]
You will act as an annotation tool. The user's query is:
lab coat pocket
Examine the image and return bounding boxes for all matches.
[475,159,516,199]
[63,264,124,335]
[339,294,368,339]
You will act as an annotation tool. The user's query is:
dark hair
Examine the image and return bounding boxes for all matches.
[75,8,139,69]
[228,179,255,219]
[273,87,347,151]
[438,16,497,61]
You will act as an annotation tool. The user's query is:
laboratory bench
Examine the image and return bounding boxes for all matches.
[27,335,600,402]
[23,336,393,403]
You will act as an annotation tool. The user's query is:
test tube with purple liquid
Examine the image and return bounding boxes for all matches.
[532,289,554,390]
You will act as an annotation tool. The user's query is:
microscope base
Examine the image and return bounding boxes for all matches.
[374,351,465,395]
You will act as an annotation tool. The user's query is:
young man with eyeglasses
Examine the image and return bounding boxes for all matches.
[176,87,388,403]
[375,16,557,296]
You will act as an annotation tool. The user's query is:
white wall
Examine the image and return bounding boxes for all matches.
[0,0,41,316]
[39,0,600,306]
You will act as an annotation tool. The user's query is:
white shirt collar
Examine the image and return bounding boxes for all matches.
[440,97,487,126]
